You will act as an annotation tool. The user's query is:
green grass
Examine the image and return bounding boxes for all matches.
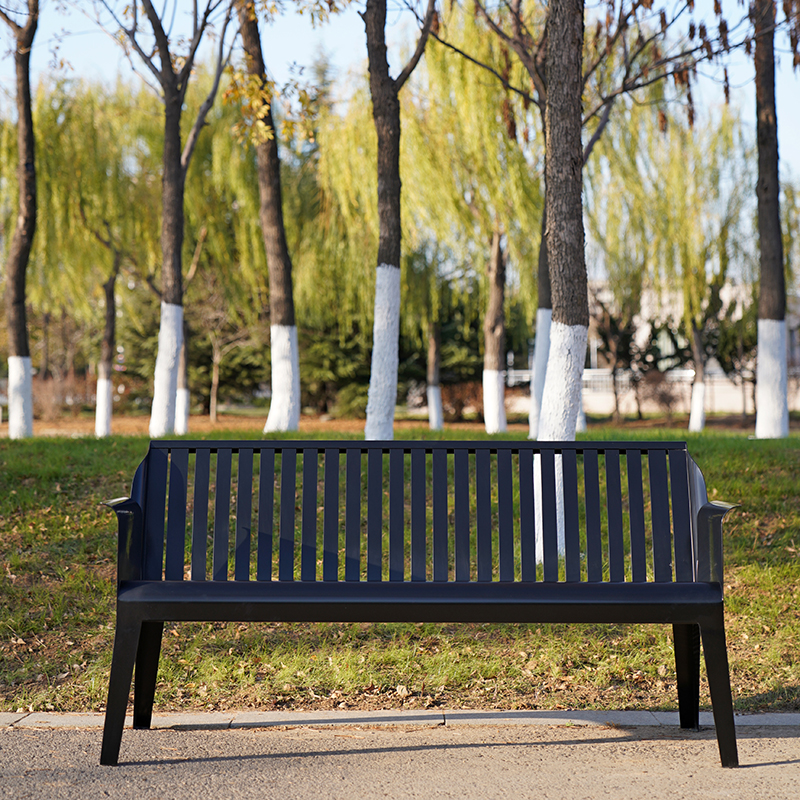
[1,426,798,715]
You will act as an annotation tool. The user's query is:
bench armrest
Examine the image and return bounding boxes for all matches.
[696,501,737,586]
[105,497,144,583]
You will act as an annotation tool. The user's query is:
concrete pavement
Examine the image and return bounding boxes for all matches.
[2,710,799,799]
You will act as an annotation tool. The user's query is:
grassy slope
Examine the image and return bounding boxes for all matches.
[0,428,798,715]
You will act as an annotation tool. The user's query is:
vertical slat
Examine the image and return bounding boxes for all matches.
[518,448,536,582]
[475,449,493,582]
[143,448,168,579]
[367,449,383,581]
[389,449,405,581]
[627,449,647,582]
[191,449,210,581]
[670,450,694,582]
[540,449,558,582]
[256,449,275,581]
[498,450,514,581]
[234,449,253,581]
[649,449,673,582]
[410,449,427,582]
[301,449,318,581]
[562,449,581,582]
[345,449,361,581]
[279,449,297,581]
[165,448,188,581]
[605,450,625,582]
[584,450,603,582]
[454,449,470,582]
[322,449,340,582]
[212,449,232,581]
[432,448,448,581]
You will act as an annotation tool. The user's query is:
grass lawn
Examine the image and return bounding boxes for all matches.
[1,425,798,716]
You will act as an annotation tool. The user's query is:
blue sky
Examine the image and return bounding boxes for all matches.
[1,1,798,179]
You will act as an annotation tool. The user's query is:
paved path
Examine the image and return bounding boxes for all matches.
[2,711,799,799]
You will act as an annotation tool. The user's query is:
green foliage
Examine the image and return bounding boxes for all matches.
[716,286,759,390]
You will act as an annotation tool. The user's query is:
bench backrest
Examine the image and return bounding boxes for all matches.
[125,440,709,585]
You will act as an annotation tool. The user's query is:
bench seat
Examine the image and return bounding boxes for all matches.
[101,439,739,768]
[117,578,724,625]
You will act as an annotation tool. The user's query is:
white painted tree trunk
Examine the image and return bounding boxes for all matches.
[755,318,789,438]
[575,383,587,433]
[95,377,113,437]
[265,324,301,433]
[538,322,588,442]
[174,389,191,435]
[483,369,507,434]
[688,381,706,433]
[535,322,588,561]
[365,265,401,441]
[528,308,552,439]
[149,302,184,438]
[8,356,33,439]
[427,385,443,430]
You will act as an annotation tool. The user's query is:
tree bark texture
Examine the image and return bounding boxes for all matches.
[364,0,402,271]
[99,263,119,387]
[754,0,785,322]
[427,321,443,430]
[161,95,186,306]
[483,230,506,372]
[427,321,441,387]
[237,0,295,326]
[537,205,551,311]
[4,9,38,360]
[545,0,587,328]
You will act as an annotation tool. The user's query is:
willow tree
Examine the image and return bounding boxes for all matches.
[402,20,540,433]
[4,78,163,434]
[586,102,752,430]
[361,0,437,440]
[93,0,234,437]
[0,0,38,439]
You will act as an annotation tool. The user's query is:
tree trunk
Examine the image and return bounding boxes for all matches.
[95,261,118,437]
[754,0,788,439]
[210,351,221,424]
[150,89,186,437]
[236,0,301,433]
[529,209,551,438]
[363,0,403,441]
[688,323,706,432]
[5,9,38,439]
[174,324,190,435]
[537,0,588,444]
[483,229,507,434]
[427,320,443,430]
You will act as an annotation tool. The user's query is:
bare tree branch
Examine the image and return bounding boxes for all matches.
[181,2,235,173]
[395,0,437,91]
[428,28,538,107]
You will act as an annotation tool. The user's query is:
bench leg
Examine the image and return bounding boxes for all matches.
[700,611,739,768]
[133,621,164,729]
[100,610,142,766]
[673,623,700,730]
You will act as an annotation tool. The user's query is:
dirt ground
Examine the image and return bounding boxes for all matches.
[0,408,779,439]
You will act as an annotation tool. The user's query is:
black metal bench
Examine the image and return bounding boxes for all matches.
[101,439,738,767]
